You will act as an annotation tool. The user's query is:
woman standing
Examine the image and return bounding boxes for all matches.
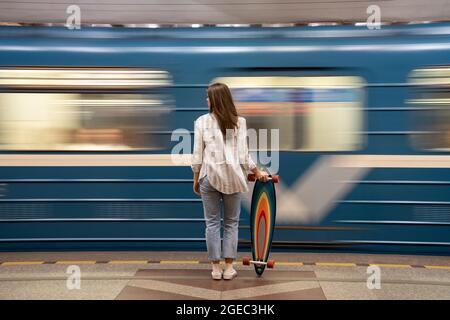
[191,83,268,280]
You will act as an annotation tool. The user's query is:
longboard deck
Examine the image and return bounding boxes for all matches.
[249,176,277,275]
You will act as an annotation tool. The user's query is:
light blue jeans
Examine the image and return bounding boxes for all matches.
[199,176,242,261]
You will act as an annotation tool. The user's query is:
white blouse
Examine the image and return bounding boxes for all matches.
[191,113,257,194]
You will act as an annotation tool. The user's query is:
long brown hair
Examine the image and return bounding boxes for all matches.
[207,83,239,137]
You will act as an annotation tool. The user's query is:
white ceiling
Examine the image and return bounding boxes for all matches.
[0,0,449,26]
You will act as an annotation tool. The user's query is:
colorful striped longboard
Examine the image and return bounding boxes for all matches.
[243,173,279,276]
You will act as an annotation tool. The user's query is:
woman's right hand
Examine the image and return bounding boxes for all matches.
[193,179,201,196]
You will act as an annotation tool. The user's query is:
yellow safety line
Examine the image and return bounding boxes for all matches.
[2,261,44,266]
[316,262,357,267]
[424,265,450,270]
[55,261,97,265]
[108,260,149,265]
[276,262,304,266]
[160,260,200,264]
[0,260,447,270]
[369,263,411,268]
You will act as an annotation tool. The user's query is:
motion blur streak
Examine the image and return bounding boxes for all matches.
[0,24,448,254]
[0,68,171,151]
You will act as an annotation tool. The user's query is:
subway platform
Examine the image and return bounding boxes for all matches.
[0,251,449,300]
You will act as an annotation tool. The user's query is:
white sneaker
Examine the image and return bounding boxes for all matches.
[211,269,223,280]
[223,268,237,280]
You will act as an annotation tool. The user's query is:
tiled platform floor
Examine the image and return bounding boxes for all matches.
[116,269,325,300]
[0,252,449,300]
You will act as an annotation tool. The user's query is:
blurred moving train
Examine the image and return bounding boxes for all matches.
[0,23,449,254]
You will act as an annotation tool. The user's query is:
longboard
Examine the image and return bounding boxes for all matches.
[243,173,279,276]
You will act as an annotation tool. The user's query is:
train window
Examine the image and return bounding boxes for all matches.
[0,68,172,151]
[212,76,365,151]
[408,67,450,151]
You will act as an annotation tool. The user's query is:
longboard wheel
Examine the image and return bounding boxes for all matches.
[271,175,280,183]
[267,260,275,268]
[243,256,251,266]
[247,174,256,182]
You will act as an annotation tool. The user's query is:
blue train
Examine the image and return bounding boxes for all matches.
[0,23,449,254]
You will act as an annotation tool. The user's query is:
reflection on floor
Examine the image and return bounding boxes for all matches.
[116,269,326,300]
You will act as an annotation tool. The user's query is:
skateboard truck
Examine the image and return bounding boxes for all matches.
[247,174,279,183]
[243,257,275,269]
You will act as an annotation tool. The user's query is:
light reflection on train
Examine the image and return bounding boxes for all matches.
[0,69,171,150]
[2,71,449,153]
